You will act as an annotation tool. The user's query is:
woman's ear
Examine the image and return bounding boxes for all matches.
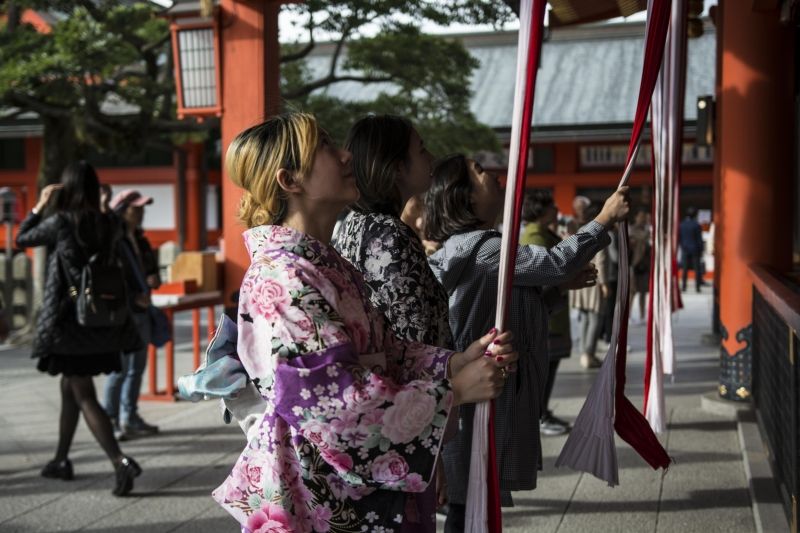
[276,169,302,195]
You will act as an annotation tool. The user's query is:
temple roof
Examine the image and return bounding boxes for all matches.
[302,19,715,136]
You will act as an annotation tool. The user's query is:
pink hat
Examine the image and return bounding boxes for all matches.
[110,189,154,211]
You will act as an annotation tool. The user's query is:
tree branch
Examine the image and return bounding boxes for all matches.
[143,136,176,153]
[282,74,394,100]
[280,8,315,63]
[281,39,316,63]
[5,91,72,119]
[328,21,352,80]
[151,118,217,133]
[142,32,171,55]
[76,0,147,51]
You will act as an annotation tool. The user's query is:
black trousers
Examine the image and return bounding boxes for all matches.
[542,359,560,415]
[601,281,618,343]
[445,503,466,533]
[682,252,703,291]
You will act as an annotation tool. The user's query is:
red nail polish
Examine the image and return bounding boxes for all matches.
[488,327,497,335]
[493,339,504,346]
[484,350,493,356]
[496,356,505,362]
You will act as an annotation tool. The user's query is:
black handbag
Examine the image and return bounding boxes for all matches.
[148,304,171,347]
[119,239,172,347]
[59,230,130,329]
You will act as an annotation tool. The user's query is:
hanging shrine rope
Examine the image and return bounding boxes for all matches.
[465,0,546,530]
[555,0,672,486]
[644,0,687,433]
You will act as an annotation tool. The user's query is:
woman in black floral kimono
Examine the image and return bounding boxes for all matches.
[331,115,452,531]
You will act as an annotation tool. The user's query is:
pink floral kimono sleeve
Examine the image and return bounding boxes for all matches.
[382,335,453,384]
[272,339,453,491]
[238,255,455,493]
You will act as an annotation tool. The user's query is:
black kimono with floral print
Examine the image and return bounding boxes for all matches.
[332,211,453,352]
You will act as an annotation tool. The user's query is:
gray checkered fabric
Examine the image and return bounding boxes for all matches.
[427,221,610,504]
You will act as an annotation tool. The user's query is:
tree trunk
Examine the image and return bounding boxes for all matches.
[6,2,20,33]
[38,115,80,187]
[30,117,81,330]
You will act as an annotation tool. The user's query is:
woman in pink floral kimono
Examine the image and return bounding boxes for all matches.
[212,113,518,533]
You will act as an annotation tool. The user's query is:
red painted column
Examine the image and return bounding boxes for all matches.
[553,182,576,217]
[219,0,282,308]
[554,143,578,215]
[23,138,40,213]
[184,143,204,251]
[716,2,794,400]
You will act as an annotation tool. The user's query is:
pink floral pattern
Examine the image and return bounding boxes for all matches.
[213,225,455,533]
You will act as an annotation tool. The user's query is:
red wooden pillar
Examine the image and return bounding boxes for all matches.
[554,143,578,215]
[184,142,204,251]
[23,138,40,213]
[716,1,794,400]
[219,0,282,309]
[553,182,577,217]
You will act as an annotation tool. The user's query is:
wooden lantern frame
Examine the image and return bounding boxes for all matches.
[170,16,222,119]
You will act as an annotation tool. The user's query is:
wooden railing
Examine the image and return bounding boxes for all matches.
[751,265,800,532]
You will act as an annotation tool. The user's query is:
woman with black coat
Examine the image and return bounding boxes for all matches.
[16,161,143,496]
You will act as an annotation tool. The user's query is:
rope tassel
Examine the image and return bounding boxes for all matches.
[465,0,546,530]
[555,0,673,486]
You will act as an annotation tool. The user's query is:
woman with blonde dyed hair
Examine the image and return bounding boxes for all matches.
[207,113,519,533]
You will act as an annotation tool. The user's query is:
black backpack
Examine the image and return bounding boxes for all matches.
[59,221,130,328]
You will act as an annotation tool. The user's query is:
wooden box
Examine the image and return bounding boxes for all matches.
[170,252,218,293]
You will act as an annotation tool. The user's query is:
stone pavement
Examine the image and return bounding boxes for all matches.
[0,288,762,532]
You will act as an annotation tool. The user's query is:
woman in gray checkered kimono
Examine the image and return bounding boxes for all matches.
[424,154,629,532]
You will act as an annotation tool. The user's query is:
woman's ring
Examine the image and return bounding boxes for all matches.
[500,367,508,379]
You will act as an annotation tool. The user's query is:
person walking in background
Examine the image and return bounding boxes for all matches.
[520,189,576,437]
[679,206,705,292]
[567,195,591,235]
[103,189,161,441]
[629,208,652,325]
[425,156,624,531]
[599,226,620,343]
[570,203,607,369]
[16,161,143,496]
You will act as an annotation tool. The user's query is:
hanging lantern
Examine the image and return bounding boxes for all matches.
[687,0,704,38]
[169,8,222,120]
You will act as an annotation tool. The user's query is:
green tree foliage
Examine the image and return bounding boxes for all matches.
[0,0,514,185]
[0,0,200,185]
[279,0,514,155]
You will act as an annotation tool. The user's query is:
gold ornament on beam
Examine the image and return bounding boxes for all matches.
[200,0,213,18]
[736,387,751,400]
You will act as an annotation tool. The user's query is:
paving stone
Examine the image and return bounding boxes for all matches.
[0,294,758,533]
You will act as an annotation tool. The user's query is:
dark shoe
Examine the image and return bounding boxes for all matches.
[543,411,571,428]
[580,353,601,369]
[113,456,142,497]
[41,459,74,481]
[121,417,159,439]
[540,411,570,436]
